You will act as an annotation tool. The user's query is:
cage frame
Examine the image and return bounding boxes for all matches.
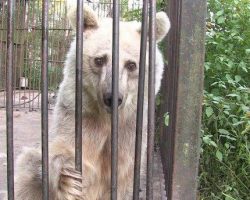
[4,0,206,199]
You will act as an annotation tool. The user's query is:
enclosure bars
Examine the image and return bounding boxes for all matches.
[41,0,49,199]
[75,0,84,174]
[111,0,120,199]
[6,0,15,199]
[146,1,156,199]
[132,0,148,199]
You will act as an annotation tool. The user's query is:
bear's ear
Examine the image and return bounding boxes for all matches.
[155,12,170,42]
[67,5,99,31]
[137,12,170,42]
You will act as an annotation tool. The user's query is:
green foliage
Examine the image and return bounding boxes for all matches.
[122,0,167,21]
[200,0,250,199]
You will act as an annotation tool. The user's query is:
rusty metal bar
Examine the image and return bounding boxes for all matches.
[132,0,148,199]
[75,0,83,172]
[146,1,156,199]
[41,0,49,198]
[111,0,120,199]
[6,0,15,199]
[160,0,206,199]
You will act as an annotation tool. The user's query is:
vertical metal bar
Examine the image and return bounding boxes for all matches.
[132,0,148,199]
[146,1,156,199]
[6,0,15,199]
[75,0,83,172]
[41,0,49,198]
[37,0,41,109]
[159,0,206,199]
[1,1,7,106]
[161,0,181,198]
[23,0,30,109]
[111,0,119,199]
[30,0,37,110]
[13,0,17,109]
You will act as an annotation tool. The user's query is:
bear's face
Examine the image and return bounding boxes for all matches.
[67,6,170,114]
[82,19,142,113]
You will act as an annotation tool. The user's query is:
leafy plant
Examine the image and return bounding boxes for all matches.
[199,0,250,199]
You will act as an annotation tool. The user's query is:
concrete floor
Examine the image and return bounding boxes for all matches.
[0,109,166,199]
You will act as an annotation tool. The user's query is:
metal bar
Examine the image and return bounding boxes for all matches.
[132,0,148,199]
[41,0,49,198]
[160,0,207,199]
[23,0,31,109]
[29,0,37,110]
[6,0,15,199]
[75,0,83,172]
[0,1,7,106]
[0,28,73,30]
[160,0,181,198]
[111,0,120,199]
[146,1,156,199]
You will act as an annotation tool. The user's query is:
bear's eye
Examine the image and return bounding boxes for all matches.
[125,61,137,72]
[94,56,106,67]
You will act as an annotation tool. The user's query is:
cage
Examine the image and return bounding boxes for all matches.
[0,0,206,199]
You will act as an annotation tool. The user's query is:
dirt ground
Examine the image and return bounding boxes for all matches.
[0,109,53,199]
[0,108,166,199]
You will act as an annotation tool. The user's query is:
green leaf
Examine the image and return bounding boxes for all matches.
[245,49,250,54]
[205,107,214,117]
[227,94,239,97]
[233,121,245,126]
[239,61,248,72]
[220,135,236,141]
[218,129,230,135]
[216,10,224,17]
[217,16,225,24]
[156,94,161,106]
[235,75,241,82]
[224,195,235,200]
[225,74,232,81]
[164,112,169,127]
[216,150,223,162]
[202,136,217,147]
[223,111,230,115]
[210,141,218,147]
[212,96,222,101]
[202,135,211,144]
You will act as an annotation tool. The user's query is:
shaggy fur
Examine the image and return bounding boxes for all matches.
[14,5,170,200]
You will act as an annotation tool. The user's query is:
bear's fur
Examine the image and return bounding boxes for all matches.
[14,5,170,200]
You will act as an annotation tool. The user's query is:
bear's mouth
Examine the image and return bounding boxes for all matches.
[102,103,125,114]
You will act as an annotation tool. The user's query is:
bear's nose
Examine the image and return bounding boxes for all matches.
[103,92,123,108]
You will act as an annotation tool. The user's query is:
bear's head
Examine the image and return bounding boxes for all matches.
[60,5,170,117]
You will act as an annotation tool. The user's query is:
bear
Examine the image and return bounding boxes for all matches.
[13,4,170,200]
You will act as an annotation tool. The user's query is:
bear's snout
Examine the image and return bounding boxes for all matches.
[103,92,123,110]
